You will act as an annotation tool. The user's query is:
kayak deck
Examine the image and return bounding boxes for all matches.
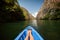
[14,26,44,40]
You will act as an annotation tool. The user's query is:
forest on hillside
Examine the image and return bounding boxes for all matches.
[0,0,35,23]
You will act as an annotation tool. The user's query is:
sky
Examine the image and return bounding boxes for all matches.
[18,0,44,17]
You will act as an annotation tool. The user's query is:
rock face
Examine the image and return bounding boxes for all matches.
[0,0,35,22]
[21,7,35,20]
[21,7,30,20]
[37,0,60,20]
[29,14,35,20]
[0,0,25,22]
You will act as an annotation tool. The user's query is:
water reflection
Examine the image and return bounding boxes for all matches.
[29,20,37,27]
[29,20,60,40]
[36,20,60,40]
[0,21,29,40]
[0,20,60,40]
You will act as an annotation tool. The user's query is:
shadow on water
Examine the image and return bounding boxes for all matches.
[0,20,60,40]
[37,20,60,40]
[0,21,29,40]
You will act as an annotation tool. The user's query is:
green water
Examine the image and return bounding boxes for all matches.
[0,20,60,40]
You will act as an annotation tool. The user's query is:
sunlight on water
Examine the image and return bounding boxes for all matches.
[29,20,38,27]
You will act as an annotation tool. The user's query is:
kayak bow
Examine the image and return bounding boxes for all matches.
[14,26,44,40]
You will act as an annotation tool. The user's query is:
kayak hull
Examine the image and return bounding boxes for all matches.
[14,26,44,40]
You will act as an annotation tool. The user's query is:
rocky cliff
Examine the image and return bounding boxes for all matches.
[0,0,25,22]
[37,0,60,20]
[0,0,35,22]
[29,14,35,20]
[21,7,35,20]
[21,7,30,20]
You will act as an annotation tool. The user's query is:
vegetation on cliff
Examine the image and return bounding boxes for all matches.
[20,7,30,20]
[21,7,35,20]
[0,0,26,22]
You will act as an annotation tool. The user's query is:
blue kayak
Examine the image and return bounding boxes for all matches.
[14,26,44,40]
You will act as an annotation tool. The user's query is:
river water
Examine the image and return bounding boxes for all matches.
[0,20,60,40]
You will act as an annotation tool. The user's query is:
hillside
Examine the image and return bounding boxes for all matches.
[0,0,35,22]
[20,7,30,20]
[21,7,35,20]
[37,0,60,20]
[0,0,25,22]
[29,14,35,20]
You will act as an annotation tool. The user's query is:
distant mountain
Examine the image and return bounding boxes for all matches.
[29,14,35,20]
[37,0,60,20]
[21,7,35,20]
